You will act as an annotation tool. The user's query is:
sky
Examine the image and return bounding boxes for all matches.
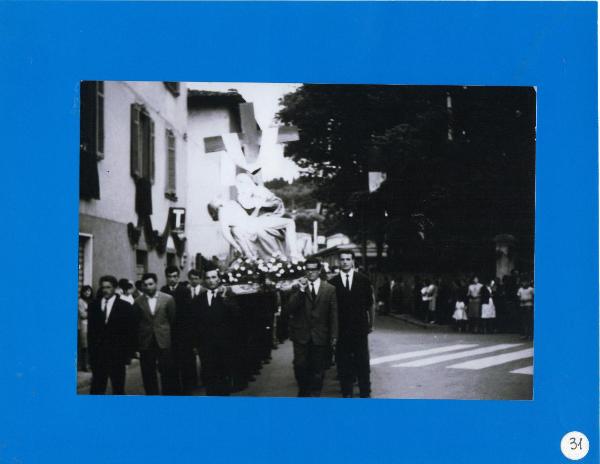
[188,82,302,182]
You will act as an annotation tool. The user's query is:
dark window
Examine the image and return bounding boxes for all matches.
[130,104,155,183]
[136,250,148,281]
[164,82,180,97]
[167,252,177,268]
[165,129,177,200]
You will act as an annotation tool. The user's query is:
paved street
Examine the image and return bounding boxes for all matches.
[78,316,533,400]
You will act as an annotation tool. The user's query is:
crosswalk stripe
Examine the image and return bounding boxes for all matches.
[392,343,523,368]
[510,365,534,375]
[370,344,479,366]
[447,348,534,370]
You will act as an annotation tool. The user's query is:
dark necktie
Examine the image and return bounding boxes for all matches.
[310,283,316,300]
[344,274,350,291]
[102,298,108,323]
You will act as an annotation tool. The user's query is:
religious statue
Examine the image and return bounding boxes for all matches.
[208,174,302,262]
[202,101,303,264]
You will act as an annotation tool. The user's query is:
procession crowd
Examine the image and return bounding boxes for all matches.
[375,270,534,339]
[77,251,375,398]
[78,265,279,396]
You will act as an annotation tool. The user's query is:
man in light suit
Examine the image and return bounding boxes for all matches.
[285,257,338,397]
[133,272,176,395]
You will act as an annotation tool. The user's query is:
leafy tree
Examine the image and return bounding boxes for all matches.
[277,85,535,273]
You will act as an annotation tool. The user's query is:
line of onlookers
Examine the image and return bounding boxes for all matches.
[375,270,534,339]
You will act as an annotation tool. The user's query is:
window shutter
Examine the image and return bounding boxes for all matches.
[80,81,101,200]
[130,104,141,178]
[96,81,104,159]
[166,130,176,195]
[80,81,96,155]
[149,118,155,184]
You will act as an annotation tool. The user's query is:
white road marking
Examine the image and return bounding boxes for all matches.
[509,365,534,375]
[393,343,523,367]
[447,348,534,370]
[370,344,479,366]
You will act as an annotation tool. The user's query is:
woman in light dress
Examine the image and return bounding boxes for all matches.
[480,279,496,334]
[452,297,468,333]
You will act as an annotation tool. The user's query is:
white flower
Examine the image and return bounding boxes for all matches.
[236,273,241,277]
[248,270,253,275]
[241,266,246,271]
[233,264,240,270]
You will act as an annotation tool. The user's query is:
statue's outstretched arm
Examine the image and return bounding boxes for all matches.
[220,220,243,255]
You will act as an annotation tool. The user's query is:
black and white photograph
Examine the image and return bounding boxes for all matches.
[78,81,535,399]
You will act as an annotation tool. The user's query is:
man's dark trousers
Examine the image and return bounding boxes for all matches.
[336,334,370,397]
[90,358,126,395]
[293,341,328,397]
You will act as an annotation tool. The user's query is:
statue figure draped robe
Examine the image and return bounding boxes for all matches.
[208,174,301,262]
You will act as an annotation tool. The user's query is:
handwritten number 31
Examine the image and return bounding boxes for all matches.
[570,438,583,450]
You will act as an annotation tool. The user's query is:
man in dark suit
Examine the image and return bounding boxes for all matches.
[285,257,338,397]
[87,275,136,395]
[160,265,197,395]
[329,251,375,398]
[192,264,240,396]
[133,273,176,395]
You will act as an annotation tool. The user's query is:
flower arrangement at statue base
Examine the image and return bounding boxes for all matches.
[219,252,306,295]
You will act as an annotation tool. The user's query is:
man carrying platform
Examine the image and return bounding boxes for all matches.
[284,257,338,397]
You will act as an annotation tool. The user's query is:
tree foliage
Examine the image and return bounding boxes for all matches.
[277,85,536,273]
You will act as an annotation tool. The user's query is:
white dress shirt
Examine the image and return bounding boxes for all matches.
[146,294,158,315]
[191,285,202,297]
[207,289,217,306]
[340,269,355,290]
[102,295,117,323]
[308,278,321,297]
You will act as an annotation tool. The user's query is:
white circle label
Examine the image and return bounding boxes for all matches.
[561,431,589,460]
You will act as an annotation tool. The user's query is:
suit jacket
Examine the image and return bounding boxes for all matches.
[193,289,240,349]
[87,295,135,367]
[329,271,374,337]
[161,282,196,345]
[133,291,176,350]
[285,280,338,346]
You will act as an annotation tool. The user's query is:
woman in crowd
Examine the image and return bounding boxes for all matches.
[480,279,497,334]
[452,297,468,333]
[466,275,483,333]
[78,285,94,372]
[517,277,534,340]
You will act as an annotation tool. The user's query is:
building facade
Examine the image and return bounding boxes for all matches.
[79,81,189,289]
[185,90,246,267]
